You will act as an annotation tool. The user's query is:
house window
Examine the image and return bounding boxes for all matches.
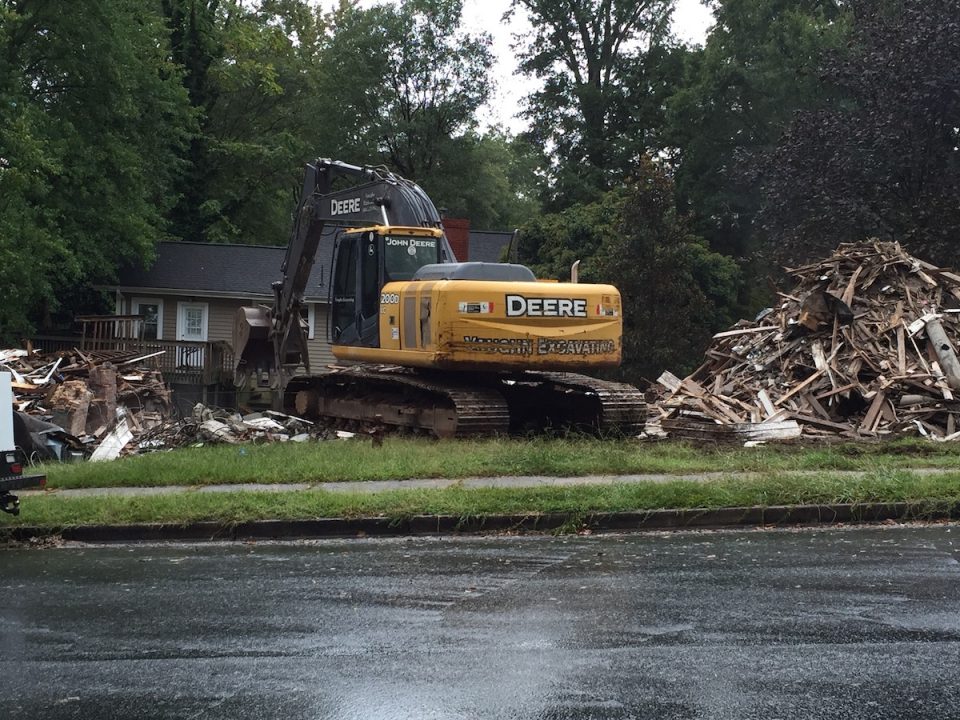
[132,298,163,340]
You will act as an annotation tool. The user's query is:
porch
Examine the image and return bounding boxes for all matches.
[32,315,235,386]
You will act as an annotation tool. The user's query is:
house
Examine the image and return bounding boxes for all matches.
[112,241,334,369]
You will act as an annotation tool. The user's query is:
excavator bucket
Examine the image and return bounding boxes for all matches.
[233,306,273,385]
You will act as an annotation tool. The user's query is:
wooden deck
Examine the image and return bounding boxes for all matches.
[31,335,235,386]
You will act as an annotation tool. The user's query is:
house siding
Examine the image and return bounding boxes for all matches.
[148,296,238,344]
[119,294,334,369]
[308,305,336,368]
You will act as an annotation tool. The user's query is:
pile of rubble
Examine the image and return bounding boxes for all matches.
[3,346,344,461]
[94,403,343,456]
[168,404,336,447]
[2,347,175,461]
[650,241,960,442]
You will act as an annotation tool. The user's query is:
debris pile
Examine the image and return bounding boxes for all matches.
[651,241,960,442]
[2,346,342,461]
[169,404,331,446]
[2,347,174,460]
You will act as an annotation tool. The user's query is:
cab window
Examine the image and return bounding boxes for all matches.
[383,235,439,282]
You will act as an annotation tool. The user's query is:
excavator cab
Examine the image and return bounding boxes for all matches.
[329,226,443,348]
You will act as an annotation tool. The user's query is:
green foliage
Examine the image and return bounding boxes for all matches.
[417,132,541,229]
[0,0,192,340]
[595,159,739,382]
[512,0,678,209]
[755,0,960,266]
[35,436,960,491]
[666,0,850,260]
[515,192,624,281]
[0,109,66,338]
[316,0,529,226]
[162,0,326,245]
[517,158,738,382]
[7,465,960,529]
[317,0,493,172]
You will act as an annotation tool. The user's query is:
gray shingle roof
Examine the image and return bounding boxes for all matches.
[116,230,514,301]
[115,241,332,301]
[468,231,515,263]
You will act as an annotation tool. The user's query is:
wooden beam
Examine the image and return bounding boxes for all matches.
[924,316,960,390]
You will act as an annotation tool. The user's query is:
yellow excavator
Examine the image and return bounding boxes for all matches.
[234,159,644,437]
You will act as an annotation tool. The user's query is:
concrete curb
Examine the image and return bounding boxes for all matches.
[5,501,960,543]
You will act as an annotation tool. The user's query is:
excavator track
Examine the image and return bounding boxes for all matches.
[496,371,646,436]
[286,365,645,438]
[288,366,511,438]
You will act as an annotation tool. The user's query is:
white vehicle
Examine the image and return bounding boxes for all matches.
[1,372,45,515]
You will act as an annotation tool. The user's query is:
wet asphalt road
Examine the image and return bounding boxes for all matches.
[2,526,960,720]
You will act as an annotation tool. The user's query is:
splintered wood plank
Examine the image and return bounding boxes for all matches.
[776,369,826,406]
[791,412,857,432]
[680,377,708,397]
[897,325,906,374]
[860,390,887,432]
[814,382,859,401]
[712,326,779,339]
[888,300,904,332]
[904,320,932,373]
[711,374,724,395]
[702,397,747,424]
[879,398,897,424]
[656,371,682,393]
[801,391,832,420]
[689,398,730,423]
[757,389,776,418]
[903,281,916,312]
[807,341,827,374]
[661,418,802,442]
[841,264,864,306]
[706,350,747,364]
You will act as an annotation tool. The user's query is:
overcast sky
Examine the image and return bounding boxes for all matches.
[321,0,715,132]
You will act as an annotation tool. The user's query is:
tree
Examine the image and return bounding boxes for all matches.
[315,0,544,229]
[318,0,492,180]
[0,0,192,339]
[755,0,960,266]
[417,132,541,230]
[595,159,739,382]
[162,0,327,245]
[200,0,326,244]
[161,0,222,243]
[516,158,739,383]
[511,0,676,209]
[514,190,624,281]
[666,0,850,255]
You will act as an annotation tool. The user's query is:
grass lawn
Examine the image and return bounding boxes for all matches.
[35,436,960,490]
[4,467,960,530]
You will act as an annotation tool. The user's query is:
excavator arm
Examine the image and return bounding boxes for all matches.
[234,159,456,390]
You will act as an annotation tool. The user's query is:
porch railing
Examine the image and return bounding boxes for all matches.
[29,336,234,386]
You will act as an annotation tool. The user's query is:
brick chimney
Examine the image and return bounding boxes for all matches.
[442,217,470,261]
